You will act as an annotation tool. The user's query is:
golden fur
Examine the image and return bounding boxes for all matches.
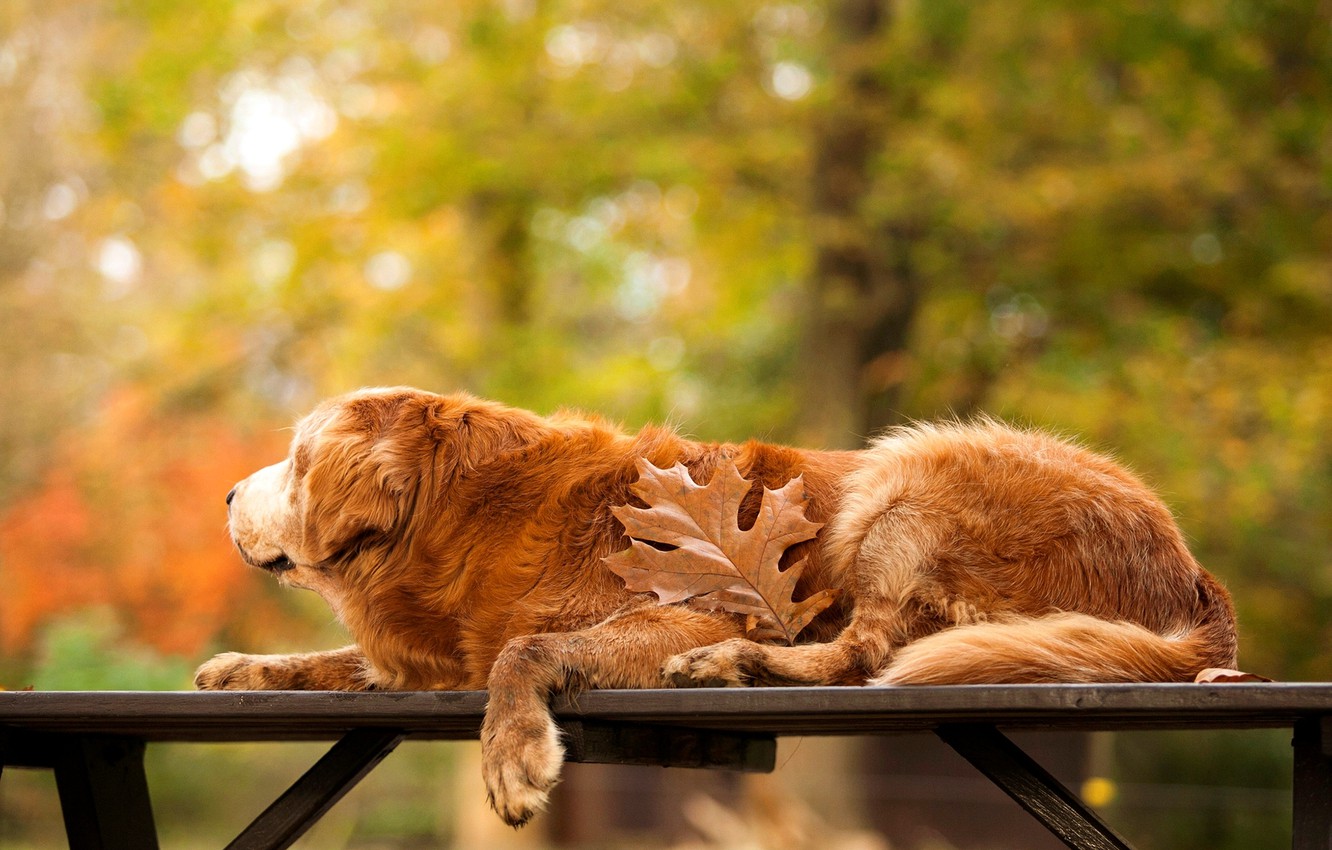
[196,387,1238,826]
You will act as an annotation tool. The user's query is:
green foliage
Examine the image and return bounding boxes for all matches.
[1109,729,1292,850]
[28,609,194,690]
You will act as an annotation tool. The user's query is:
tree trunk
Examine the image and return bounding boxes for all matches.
[796,0,918,449]
[469,191,535,325]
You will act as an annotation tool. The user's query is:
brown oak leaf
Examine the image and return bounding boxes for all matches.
[605,458,838,644]
[1194,668,1274,684]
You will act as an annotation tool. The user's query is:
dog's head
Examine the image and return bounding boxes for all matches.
[226,387,543,597]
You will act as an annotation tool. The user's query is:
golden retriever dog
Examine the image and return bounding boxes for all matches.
[196,387,1237,826]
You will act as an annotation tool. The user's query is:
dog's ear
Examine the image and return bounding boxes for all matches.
[300,441,403,563]
[298,403,422,563]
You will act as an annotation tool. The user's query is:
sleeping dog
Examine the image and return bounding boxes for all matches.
[197,387,1237,825]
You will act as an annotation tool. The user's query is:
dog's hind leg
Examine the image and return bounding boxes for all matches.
[481,602,743,827]
[663,504,959,687]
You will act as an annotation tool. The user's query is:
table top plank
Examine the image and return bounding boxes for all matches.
[3,684,1331,742]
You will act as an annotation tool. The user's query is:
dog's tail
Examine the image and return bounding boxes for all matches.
[871,599,1238,686]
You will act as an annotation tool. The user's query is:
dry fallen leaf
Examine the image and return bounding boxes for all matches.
[606,458,838,644]
[1194,668,1274,683]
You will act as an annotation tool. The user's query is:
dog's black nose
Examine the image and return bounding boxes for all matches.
[226,487,237,506]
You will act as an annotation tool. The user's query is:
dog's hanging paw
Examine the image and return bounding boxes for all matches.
[480,707,565,827]
[661,639,757,688]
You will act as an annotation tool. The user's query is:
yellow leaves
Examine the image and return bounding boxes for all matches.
[605,458,837,645]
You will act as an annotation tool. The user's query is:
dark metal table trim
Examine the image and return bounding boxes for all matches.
[4,684,1330,850]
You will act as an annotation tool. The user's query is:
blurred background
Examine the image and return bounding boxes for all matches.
[0,0,1329,847]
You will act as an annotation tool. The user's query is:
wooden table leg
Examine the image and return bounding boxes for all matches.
[12,733,162,850]
[225,727,405,850]
[1293,717,1332,850]
[936,724,1133,850]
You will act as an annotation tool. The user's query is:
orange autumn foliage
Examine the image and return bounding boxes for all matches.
[0,389,290,657]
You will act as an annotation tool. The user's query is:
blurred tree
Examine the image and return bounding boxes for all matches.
[0,4,113,503]
[795,0,919,448]
[0,388,291,658]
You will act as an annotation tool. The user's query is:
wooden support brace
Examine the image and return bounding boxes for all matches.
[561,720,776,773]
[1292,716,1332,850]
[225,728,405,850]
[936,724,1132,850]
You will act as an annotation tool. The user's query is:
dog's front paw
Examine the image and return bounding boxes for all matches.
[194,652,286,690]
[662,639,756,688]
[480,705,565,828]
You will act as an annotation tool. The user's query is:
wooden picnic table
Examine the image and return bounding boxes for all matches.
[3,683,1331,850]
